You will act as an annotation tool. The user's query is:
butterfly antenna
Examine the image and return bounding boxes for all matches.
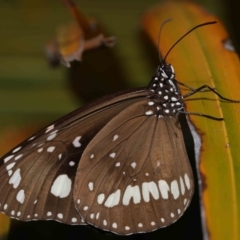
[158,18,172,64]
[163,21,217,62]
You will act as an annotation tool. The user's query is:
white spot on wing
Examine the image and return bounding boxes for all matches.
[12,146,21,153]
[171,180,180,199]
[83,206,88,211]
[72,136,81,148]
[125,226,130,230]
[88,182,94,191]
[97,193,105,204]
[112,222,117,228]
[57,213,63,219]
[46,124,54,133]
[179,177,185,195]
[16,189,25,204]
[104,189,121,208]
[170,213,174,218]
[28,136,35,141]
[50,174,72,198]
[103,220,107,226]
[3,204,7,210]
[145,110,153,116]
[15,154,23,160]
[47,146,55,153]
[90,154,94,159]
[142,181,159,202]
[158,180,170,199]
[47,131,58,141]
[6,163,15,170]
[131,162,137,169]
[4,155,14,163]
[72,217,77,223]
[151,221,155,226]
[184,173,191,190]
[38,148,43,153]
[115,162,120,167]
[47,212,52,216]
[113,135,119,141]
[9,168,21,189]
[161,218,165,222]
[138,223,143,227]
[109,152,116,158]
[123,185,141,205]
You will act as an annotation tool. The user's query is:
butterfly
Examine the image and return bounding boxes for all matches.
[0,21,237,235]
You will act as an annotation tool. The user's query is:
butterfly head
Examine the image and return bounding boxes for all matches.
[157,63,175,80]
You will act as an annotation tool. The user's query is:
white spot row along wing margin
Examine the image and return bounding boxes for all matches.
[94,174,191,208]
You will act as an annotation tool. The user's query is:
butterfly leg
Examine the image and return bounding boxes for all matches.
[176,81,195,91]
[178,110,223,120]
[182,85,240,102]
[176,80,216,92]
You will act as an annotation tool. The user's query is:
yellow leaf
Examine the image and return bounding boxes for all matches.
[141,2,240,240]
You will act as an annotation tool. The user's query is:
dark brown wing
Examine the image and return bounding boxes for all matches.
[0,88,148,225]
[74,100,194,235]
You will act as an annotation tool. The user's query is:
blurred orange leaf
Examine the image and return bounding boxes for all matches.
[45,0,116,67]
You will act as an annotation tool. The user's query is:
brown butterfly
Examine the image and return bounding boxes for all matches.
[0,21,238,235]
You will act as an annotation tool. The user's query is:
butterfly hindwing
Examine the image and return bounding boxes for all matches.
[0,88,148,225]
[74,100,194,235]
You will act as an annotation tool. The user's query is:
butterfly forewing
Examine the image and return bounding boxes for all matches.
[0,88,148,224]
[74,100,194,235]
